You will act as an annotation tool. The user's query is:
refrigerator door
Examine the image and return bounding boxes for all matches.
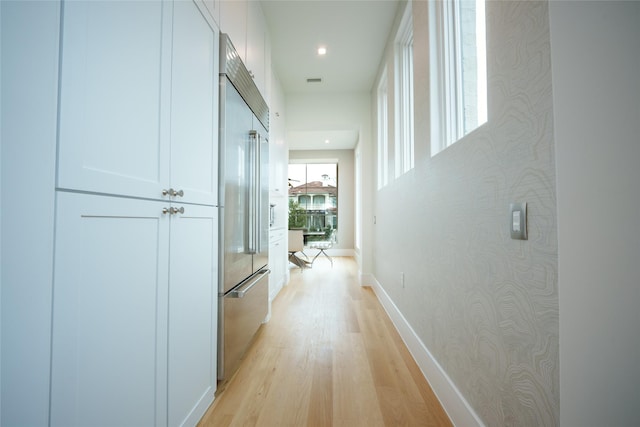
[220,269,269,380]
[220,78,254,294]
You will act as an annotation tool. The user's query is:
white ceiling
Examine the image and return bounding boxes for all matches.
[287,129,360,150]
[260,0,400,150]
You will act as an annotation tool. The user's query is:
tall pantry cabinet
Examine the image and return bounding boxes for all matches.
[52,0,219,426]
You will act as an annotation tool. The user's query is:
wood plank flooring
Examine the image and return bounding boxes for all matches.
[199,257,452,427]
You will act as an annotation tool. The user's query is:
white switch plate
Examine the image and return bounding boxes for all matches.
[510,202,528,240]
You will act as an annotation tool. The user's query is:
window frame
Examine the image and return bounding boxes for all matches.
[394,3,414,177]
[430,0,487,157]
[376,69,389,190]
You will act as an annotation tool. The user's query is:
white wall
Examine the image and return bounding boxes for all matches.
[371,1,558,425]
[1,1,60,425]
[549,2,640,426]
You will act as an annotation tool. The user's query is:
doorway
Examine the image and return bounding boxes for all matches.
[288,163,338,244]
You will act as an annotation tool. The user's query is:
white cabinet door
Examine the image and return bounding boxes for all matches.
[201,0,220,24]
[246,0,266,96]
[269,228,286,301]
[269,113,286,195]
[50,192,170,427]
[57,1,172,200]
[170,0,219,206]
[58,0,219,206]
[168,203,217,427]
[51,193,219,427]
[220,0,247,60]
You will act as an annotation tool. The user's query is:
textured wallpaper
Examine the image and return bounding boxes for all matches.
[373,1,558,426]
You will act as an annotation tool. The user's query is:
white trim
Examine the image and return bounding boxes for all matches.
[394,1,414,177]
[430,0,487,156]
[367,276,485,427]
[376,69,389,189]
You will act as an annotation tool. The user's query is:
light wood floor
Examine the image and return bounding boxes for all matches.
[199,257,452,427]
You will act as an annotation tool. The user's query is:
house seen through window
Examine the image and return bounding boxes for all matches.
[288,163,337,243]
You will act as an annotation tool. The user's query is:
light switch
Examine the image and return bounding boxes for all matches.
[510,202,527,240]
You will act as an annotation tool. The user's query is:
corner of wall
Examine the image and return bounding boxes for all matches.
[359,272,374,287]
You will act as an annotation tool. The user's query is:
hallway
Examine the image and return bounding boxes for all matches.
[200,258,452,426]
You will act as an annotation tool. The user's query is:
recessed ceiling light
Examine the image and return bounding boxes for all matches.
[324,139,330,144]
[317,46,327,56]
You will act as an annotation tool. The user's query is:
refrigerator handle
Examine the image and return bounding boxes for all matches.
[227,269,270,298]
[248,130,259,254]
[255,132,262,254]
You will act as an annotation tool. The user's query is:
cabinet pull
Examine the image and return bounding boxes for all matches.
[162,207,184,215]
[162,188,184,198]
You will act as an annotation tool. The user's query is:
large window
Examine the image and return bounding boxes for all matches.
[377,70,389,189]
[395,3,414,176]
[288,163,337,239]
[430,0,487,156]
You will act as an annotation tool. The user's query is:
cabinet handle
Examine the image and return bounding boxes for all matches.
[162,188,184,198]
[162,207,184,215]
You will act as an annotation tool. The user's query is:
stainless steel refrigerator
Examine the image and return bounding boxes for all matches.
[218,34,270,381]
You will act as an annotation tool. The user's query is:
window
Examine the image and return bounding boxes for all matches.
[395,3,414,176]
[377,70,389,189]
[430,0,487,156]
[287,163,338,237]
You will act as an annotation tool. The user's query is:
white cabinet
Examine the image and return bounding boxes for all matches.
[2,1,219,426]
[57,0,218,206]
[246,0,267,97]
[219,0,270,100]
[170,0,219,206]
[220,0,247,60]
[51,193,170,427]
[57,1,169,201]
[267,76,288,301]
[268,80,287,196]
[269,228,287,301]
[51,192,217,427]
[168,204,217,427]
[201,0,220,24]
[51,1,219,426]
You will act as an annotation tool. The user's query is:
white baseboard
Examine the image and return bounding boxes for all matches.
[367,276,485,427]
